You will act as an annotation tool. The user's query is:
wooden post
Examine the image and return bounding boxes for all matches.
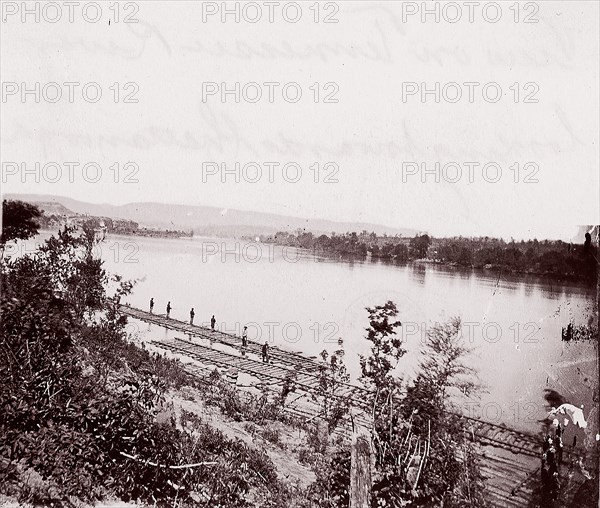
[350,424,372,508]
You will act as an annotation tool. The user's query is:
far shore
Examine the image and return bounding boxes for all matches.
[31,228,596,288]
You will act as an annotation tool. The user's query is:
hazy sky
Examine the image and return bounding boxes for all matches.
[1,1,598,240]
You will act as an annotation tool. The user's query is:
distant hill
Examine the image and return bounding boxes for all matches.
[5,194,418,238]
[32,201,75,216]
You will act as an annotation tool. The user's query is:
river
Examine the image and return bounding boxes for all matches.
[22,231,598,435]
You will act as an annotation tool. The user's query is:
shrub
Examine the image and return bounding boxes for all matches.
[0,222,296,507]
[261,427,285,449]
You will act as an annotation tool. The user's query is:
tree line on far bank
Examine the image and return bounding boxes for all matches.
[259,230,597,281]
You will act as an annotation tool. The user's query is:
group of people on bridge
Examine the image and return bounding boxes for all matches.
[149,298,272,363]
[149,298,216,329]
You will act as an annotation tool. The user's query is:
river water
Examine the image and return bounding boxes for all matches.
[23,232,598,435]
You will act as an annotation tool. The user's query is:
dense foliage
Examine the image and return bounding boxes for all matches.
[400,318,486,506]
[310,302,488,507]
[311,348,353,433]
[260,229,597,281]
[1,199,42,245]
[0,202,290,507]
[260,230,426,262]
[432,236,596,280]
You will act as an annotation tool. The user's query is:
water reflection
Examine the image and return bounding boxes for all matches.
[410,263,427,285]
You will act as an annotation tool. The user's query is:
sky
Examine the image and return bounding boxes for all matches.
[1,1,599,240]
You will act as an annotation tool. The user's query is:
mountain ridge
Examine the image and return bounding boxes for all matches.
[4,193,419,238]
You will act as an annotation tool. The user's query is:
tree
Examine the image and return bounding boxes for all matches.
[359,301,404,398]
[393,243,409,262]
[406,318,478,429]
[1,200,42,245]
[409,234,431,259]
[357,302,412,507]
[402,318,486,507]
[308,308,487,507]
[312,348,352,433]
[358,308,485,507]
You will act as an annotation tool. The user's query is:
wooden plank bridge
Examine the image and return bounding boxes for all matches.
[150,337,362,398]
[119,304,593,507]
[120,305,548,453]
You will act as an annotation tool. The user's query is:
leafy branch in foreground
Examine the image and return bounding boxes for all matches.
[1,199,42,246]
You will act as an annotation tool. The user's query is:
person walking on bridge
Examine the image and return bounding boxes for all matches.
[149,298,154,313]
[166,301,172,319]
[242,326,248,348]
[262,341,270,363]
[190,308,195,325]
[211,315,216,330]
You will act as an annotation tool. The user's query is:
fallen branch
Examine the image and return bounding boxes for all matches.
[119,451,217,469]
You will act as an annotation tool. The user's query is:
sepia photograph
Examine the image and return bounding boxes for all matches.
[1,1,599,507]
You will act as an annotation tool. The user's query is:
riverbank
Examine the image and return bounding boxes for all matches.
[38,226,193,240]
[255,231,597,284]
[284,249,596,285]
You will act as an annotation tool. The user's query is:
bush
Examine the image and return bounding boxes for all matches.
[0,222,296,507]
[261,427,285,449]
